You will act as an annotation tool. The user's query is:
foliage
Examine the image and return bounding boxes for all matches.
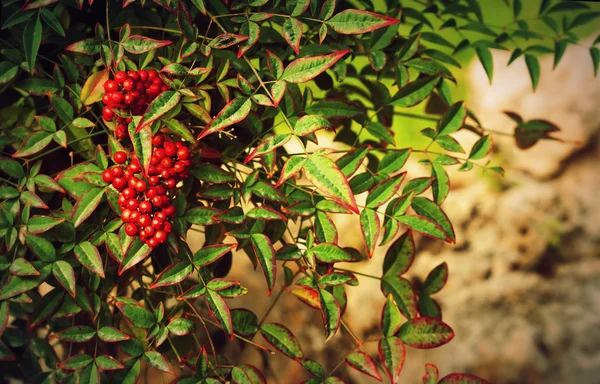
[0,0,596,383]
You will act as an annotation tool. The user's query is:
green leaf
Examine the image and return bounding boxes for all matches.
[438,373,491,383]
[74,241,105,278]
[282,18,303,54]
[13,131,53,158]
[40,8,65,37]
[378,149,411,176]
[315,211,338,243]
[136,90,180,133]
[397,317,454,349]
[294,114,331,136]
[0,62,18,85]
[231,309,259,337]
[66,38,100,55]
[365,121,394,145]
[122,35,172,54]
[81,70,109,106]
[30,288,64,327]
[383,230,414,278]
[58,353,94,370]
[469,135,493,159]
[167,317,195,336]
[71,187,104,228]
[72,117,95,129]
[150,262,193,288]
[411,197,455,242]
[206,289,233,339]
[198,97,252,139]
[193,243,236,267]
[10,258,39,276]
[163,119,195,143]
[275,157,306,187]
[266,50,284,79]
[118,303,156,329]
[232,365,267,384]
[553,40,568,69]
[143,351,173,374]
[260,323,303,358]
[423,262,448,295]
[327,9,398,34]
[305,99,362,119]
[390,75,441,107]
[52,326,96,343]
[360,208,380,258]
[345,351,382,381]
[282,51,349,84]
[308,243,352,263]
[53,261,76,297]
[96,355,124,371]
[380,276,418,320]
[524,54,540,91]
[568,11,600,31]
[0,262,48,299]
[98,326,130,342]
[303,153,358,213]
[245,134,291,164]
[437,101,466,136]
[475,45,493,83]
[23,14,42,73]
[318,288,340,341]
[25,234,56,262]
[381,295,402,336]
[119,238,152,274]
[184,206,222,226]
[0,157,24,179]
[431,163,449,205]
[336,147,369,178]
[366,174,406,208]
[250,234,276,295]
[378,337,406,383]
[591,47,600,77]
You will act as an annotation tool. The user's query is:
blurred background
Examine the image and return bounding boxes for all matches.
[183,2,600,384]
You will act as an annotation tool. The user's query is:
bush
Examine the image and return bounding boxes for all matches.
[0,0,597,383]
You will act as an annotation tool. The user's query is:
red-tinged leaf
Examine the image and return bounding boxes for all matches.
[296,357,325,378]
[238,21,260,57]
[288,285,321,309]
[275,157,306,187]
[360,208,380,258]
[0,264,51,300]
[422,363,439,384]
[74,241,105,278]
[232,365,267,384]
[383,230,414,278]
[184,206,223,225]
[0,302,8,337]
[282,50,349,84]
[345,351,382,381]
[437,101,466,136]
[10,258,39,276]
[381,295,402,337]
[431,163,449,205]
[52,260,76,297]
[378,337,406,383]
[71,188,104,228]
[206,289,233,339]
[167,317,195,336]
[150,262,193,288]
[381,277,418,320]
[190,0,206,14]
[315,210,338,243]
[98,326,130,342]
[96,355,124,371]
[23,0,59,10]
[116,302,156,328]
[319,288,340,341]
[122,35,172,54]
[143,351,173,375]
[294,114,331,136]
[390,74,440,107]
[260,323,304,358]
[308,243,352,263]
[58,353,93,370]
[247,206,286,221]
[303,153,358,214]
[193,243,236,267]
[119,238,152,274]
[306,99,362,119]
[66,38,100,55]
[245,134,291,164]
[197,97,252,140]
[438,373,491,384]
[282,18,303,54]
[468,135,493,160]
[81,70,108,105]
[210,33,249,49]
[52,325,96,342]
[396,215,449,242]
[29,288,64,328]
[13,131,53,158]
[266,50,284,79]
[271,80,286,106]
[411,197,455,243]
[250,233,276,295]
[327,9,399,34]
[397,317,454,349]
[423,262,448,295]
[136,90,180,133]
[366,173,406,208]
[20,191,48,209]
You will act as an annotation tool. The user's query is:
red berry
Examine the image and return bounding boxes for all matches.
[151,218,163,229]
[138,69,148,81]
[127,176,139,189]
[143,226,155,237]
[137,214,151,227]
[160,157,172,169]
[160,169,171,179]
[118,194,127,207]
[102,169,114,183]
[148,238,159,248]
[112,166,123,177]
[134,180,147,193]
[153,148,165,160]
[125,223,138,236]
[114,71,127,83]
[177,147,190,160]
[121,209,132,222]
[152,135,164,147]
[112,177,127,190]
[102,93,112,105]
[126,198,139,210]
[126,118,132,124]
[161,85,170,92]
[164,205,176,217]
[102,107,114,121]
[154,230,167,242]
[162,222,172,233]
[165,178,176,189]
[148,84,161,94]
[155,212,166,221]
[148,69,158,80]
[104,80,119,92]
[164,142,176,157]
[173,162,186,174]
[135,82,146,92]
[146,187,157,199]
[123,78,135,91]
[111,92,124,104]
[123,93,134,105]
[148,176,160,186]
[130,210,140,222]
[114,151,127,164]
[139,201,152,213]
[152,196,164,207]
[156,186,167,195]
[123,169,133,180]
[127,70,140,81]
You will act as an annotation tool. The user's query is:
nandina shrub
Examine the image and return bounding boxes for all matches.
[0,0,597,383]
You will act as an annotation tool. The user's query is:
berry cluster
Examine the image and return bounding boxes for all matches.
[101,69,169,140]
[101,135,192,248]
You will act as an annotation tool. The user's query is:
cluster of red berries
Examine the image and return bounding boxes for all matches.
[100,135,192,248]
[101,69,169,140]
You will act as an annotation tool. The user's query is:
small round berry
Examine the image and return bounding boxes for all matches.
[164,142,177,157]
[165,178,176,189]
[118,194,127,207]
[177,147,190,160]
[153,148,166,160]
[126,117,132,124]
[143,225,155,237]
[148,238,159,248]
[161,85,170,92]
[160,169,171,179]
[155,211,166,221]
[126,198,139,210]
[123,169,133,180]
[152,196,164,208]
[114,151,127,164]
[156,186,167,195]
[127,176,139,189]
[160,157,172,169]
[102,169,114,183]
[152,135,164,147]
[139,201,152,213]
[146,187,157,199]
[104,80,119,92]
[154,230,167,243]
[127,70,140,81]
[125,223,138,236]
[134,180,147,193]
[102,93,112,105]
[137,214,151,228]
[121,209,132,222]
[114,71,127,83]
[148,84,161,94]
[130,210,140,222]
[102,107,114,121]
[151,218,163,229]
[123,78,135,91]
[138,69,148,82]
[135,82,146,92]
[123,93,134,105]
[111,166,123,177]
[127,163,141,174]
[148,69,158,80]
[112,177,127,190]
[148,176,160,186]
[162,222,172,233]
[173,162,186,174]
[111,91,124,104]
[164,205,176,217]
